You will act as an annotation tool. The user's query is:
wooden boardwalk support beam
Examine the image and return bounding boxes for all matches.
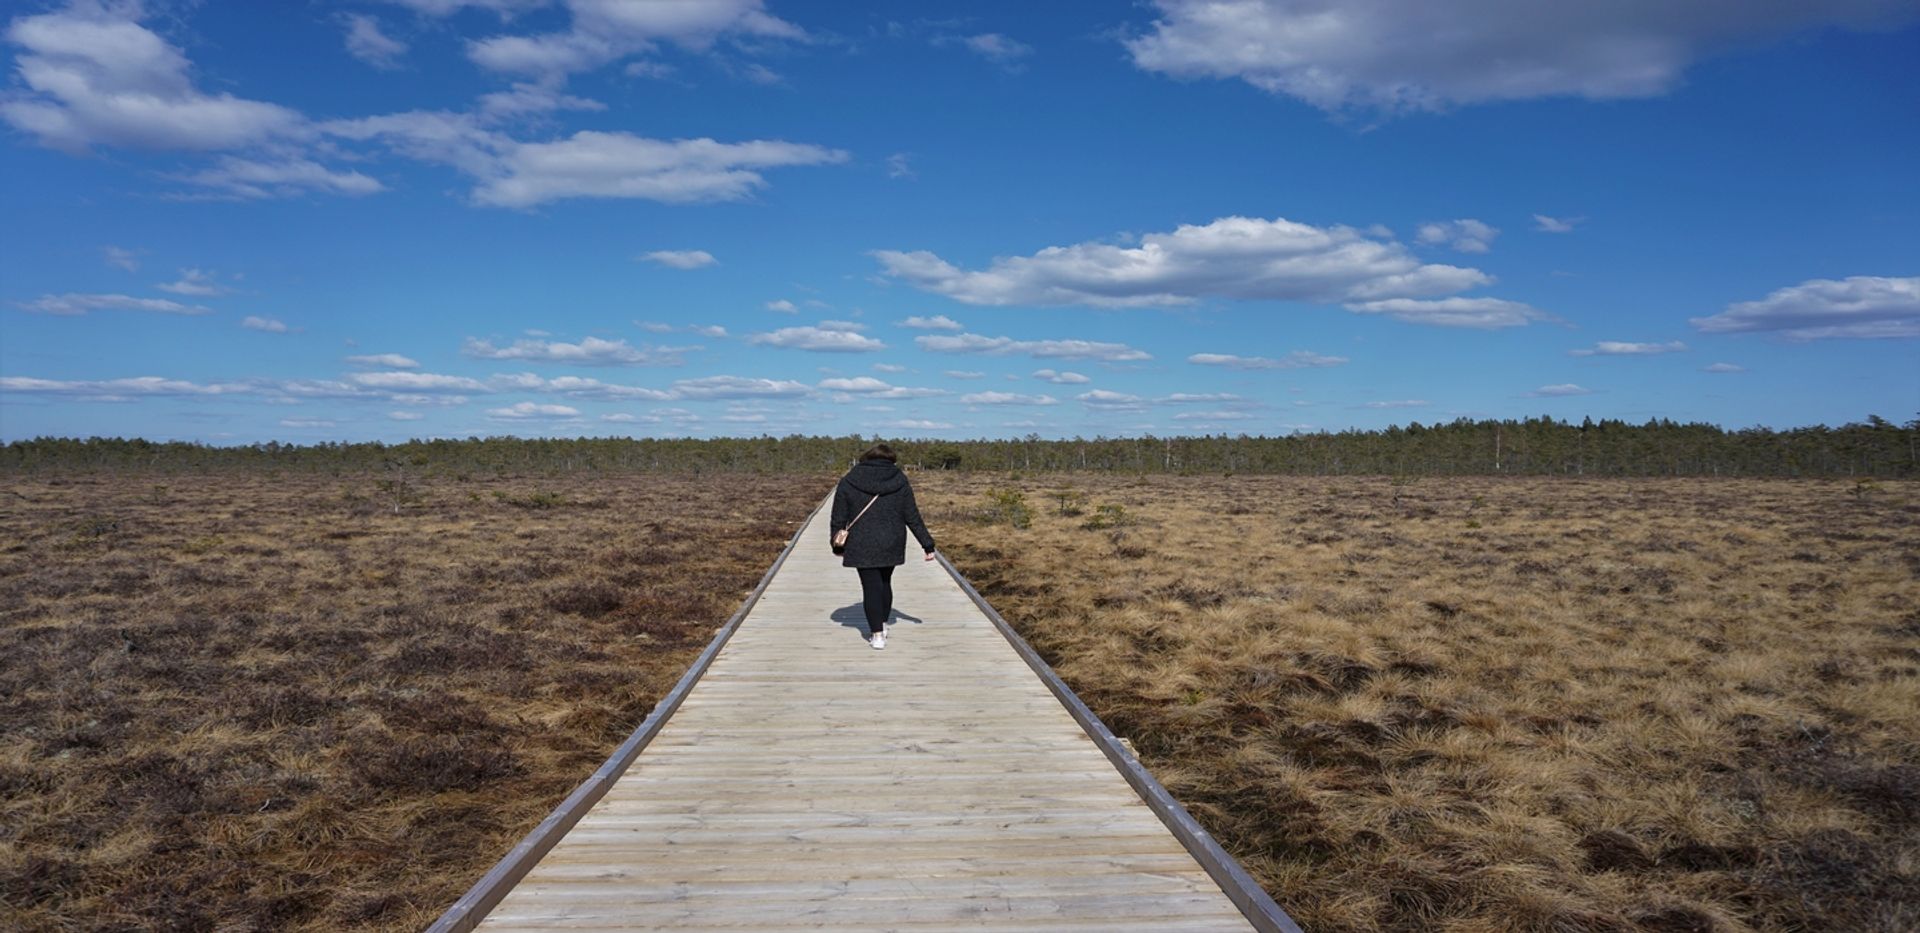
[431,493,1300,932]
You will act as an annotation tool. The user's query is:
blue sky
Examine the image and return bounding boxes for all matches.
[2,0,1916,444]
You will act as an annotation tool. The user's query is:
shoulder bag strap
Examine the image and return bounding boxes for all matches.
[846,492,880,529]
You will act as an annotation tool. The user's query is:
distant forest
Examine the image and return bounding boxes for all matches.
[4,415,1916,478]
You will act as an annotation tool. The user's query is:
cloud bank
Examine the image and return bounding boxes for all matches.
[875,215,1542,326]
[1124,0,1919,112]
[1690,275,1919,339]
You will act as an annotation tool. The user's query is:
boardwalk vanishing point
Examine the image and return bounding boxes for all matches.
[431,495,1301,932]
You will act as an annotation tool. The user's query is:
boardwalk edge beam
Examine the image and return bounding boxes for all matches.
[425,499,825,933]
[934,551,1306,933]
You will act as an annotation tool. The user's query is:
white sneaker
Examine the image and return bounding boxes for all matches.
[869,631,887,650]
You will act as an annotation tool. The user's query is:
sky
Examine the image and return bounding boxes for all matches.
[1,0,1916,445]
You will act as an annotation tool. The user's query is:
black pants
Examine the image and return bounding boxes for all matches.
[856,566,894,636]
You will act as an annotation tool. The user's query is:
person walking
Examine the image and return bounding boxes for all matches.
[831,443,936,650]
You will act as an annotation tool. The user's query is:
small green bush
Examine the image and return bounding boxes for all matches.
[1051,488,1088,517]
[984,488,1032,529]
[497,490,568,509]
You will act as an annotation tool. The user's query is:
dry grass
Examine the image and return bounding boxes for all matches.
[920,474,1920,933]
[0,471,824,931]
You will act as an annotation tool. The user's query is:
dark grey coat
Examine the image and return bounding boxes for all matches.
[832,460,936,568]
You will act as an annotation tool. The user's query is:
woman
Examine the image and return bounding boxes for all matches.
[831,443,936,650]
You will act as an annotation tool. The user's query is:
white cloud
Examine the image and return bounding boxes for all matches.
[349,371,490,392]
[179,157,384,199]
[952,33,1033,70]
[384,393,471,407]
[1172,409,1255,421]
[532,375,675,401]
[875,215,1498,310]
[462,336,689,365]
[817,377,945,399]
[899,314,963,330]
[276,379,383,400]
[1534,214,1583,233]
[465,0,804,76]
[1569,340,1688,356]
[1,4,305,153]
[318,109,500,179]
[16,292,209,316]
[279,419,338,429]
[817,376,891,392]
[1032,369,1090,384]
[155,268,227,296]
[916,332,1151,361]
[1161,393,1244,403]
[381,0,549,14]
[1188,351,1347,369]
[1345,297,1547,328]
[241,315,288,333]
[637,321,726,338]
[469,132,848,208]
[1702,362,1746,374]
[1525,383,1597,397]
[102,245,138,271]
[326,112,843,208]
[1361,399,1429,409]
[487,401,582,419]
[347,353,420,369]
[944,370,985,379]
[1124,0,1920,112]
[640,249,718,269]
[888,419,955,430]
[764,299,798,313]
[1416,219,1498,254]
[344,14,408,69]
[872,363,908,373]
[0,375,250,399]
[389,411,425,421]
[961,391,1058,405]
[623,60,676,80]
[600,412,653,423]
[734,62,784,86]
[488,372,547,390]
[886,152,914,179]
[1689,275,1920,339]
[476,79,604,117]
[748,323,886,352]
[670,375,810,399]
[1077,389,1147,410]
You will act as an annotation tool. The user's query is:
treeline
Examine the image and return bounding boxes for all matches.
[2,415,1915,477]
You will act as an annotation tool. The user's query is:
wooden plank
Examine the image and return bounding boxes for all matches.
[482,892,1245,927]
[523,853,1217,883]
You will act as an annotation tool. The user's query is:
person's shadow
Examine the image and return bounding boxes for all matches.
[831,604,924,639]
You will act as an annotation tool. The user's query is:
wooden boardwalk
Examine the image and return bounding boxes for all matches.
[435,496,1297,932]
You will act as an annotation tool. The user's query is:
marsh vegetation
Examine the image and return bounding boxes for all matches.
[922,474,1920,932]
[0,472,823,930]
[4,468,1915,931]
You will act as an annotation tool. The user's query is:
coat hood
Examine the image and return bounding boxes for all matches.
[843,459,907,496]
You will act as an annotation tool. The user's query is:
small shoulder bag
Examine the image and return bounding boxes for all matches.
[832,493,879,554]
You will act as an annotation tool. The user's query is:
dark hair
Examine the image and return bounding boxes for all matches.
[859,442,897,463]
